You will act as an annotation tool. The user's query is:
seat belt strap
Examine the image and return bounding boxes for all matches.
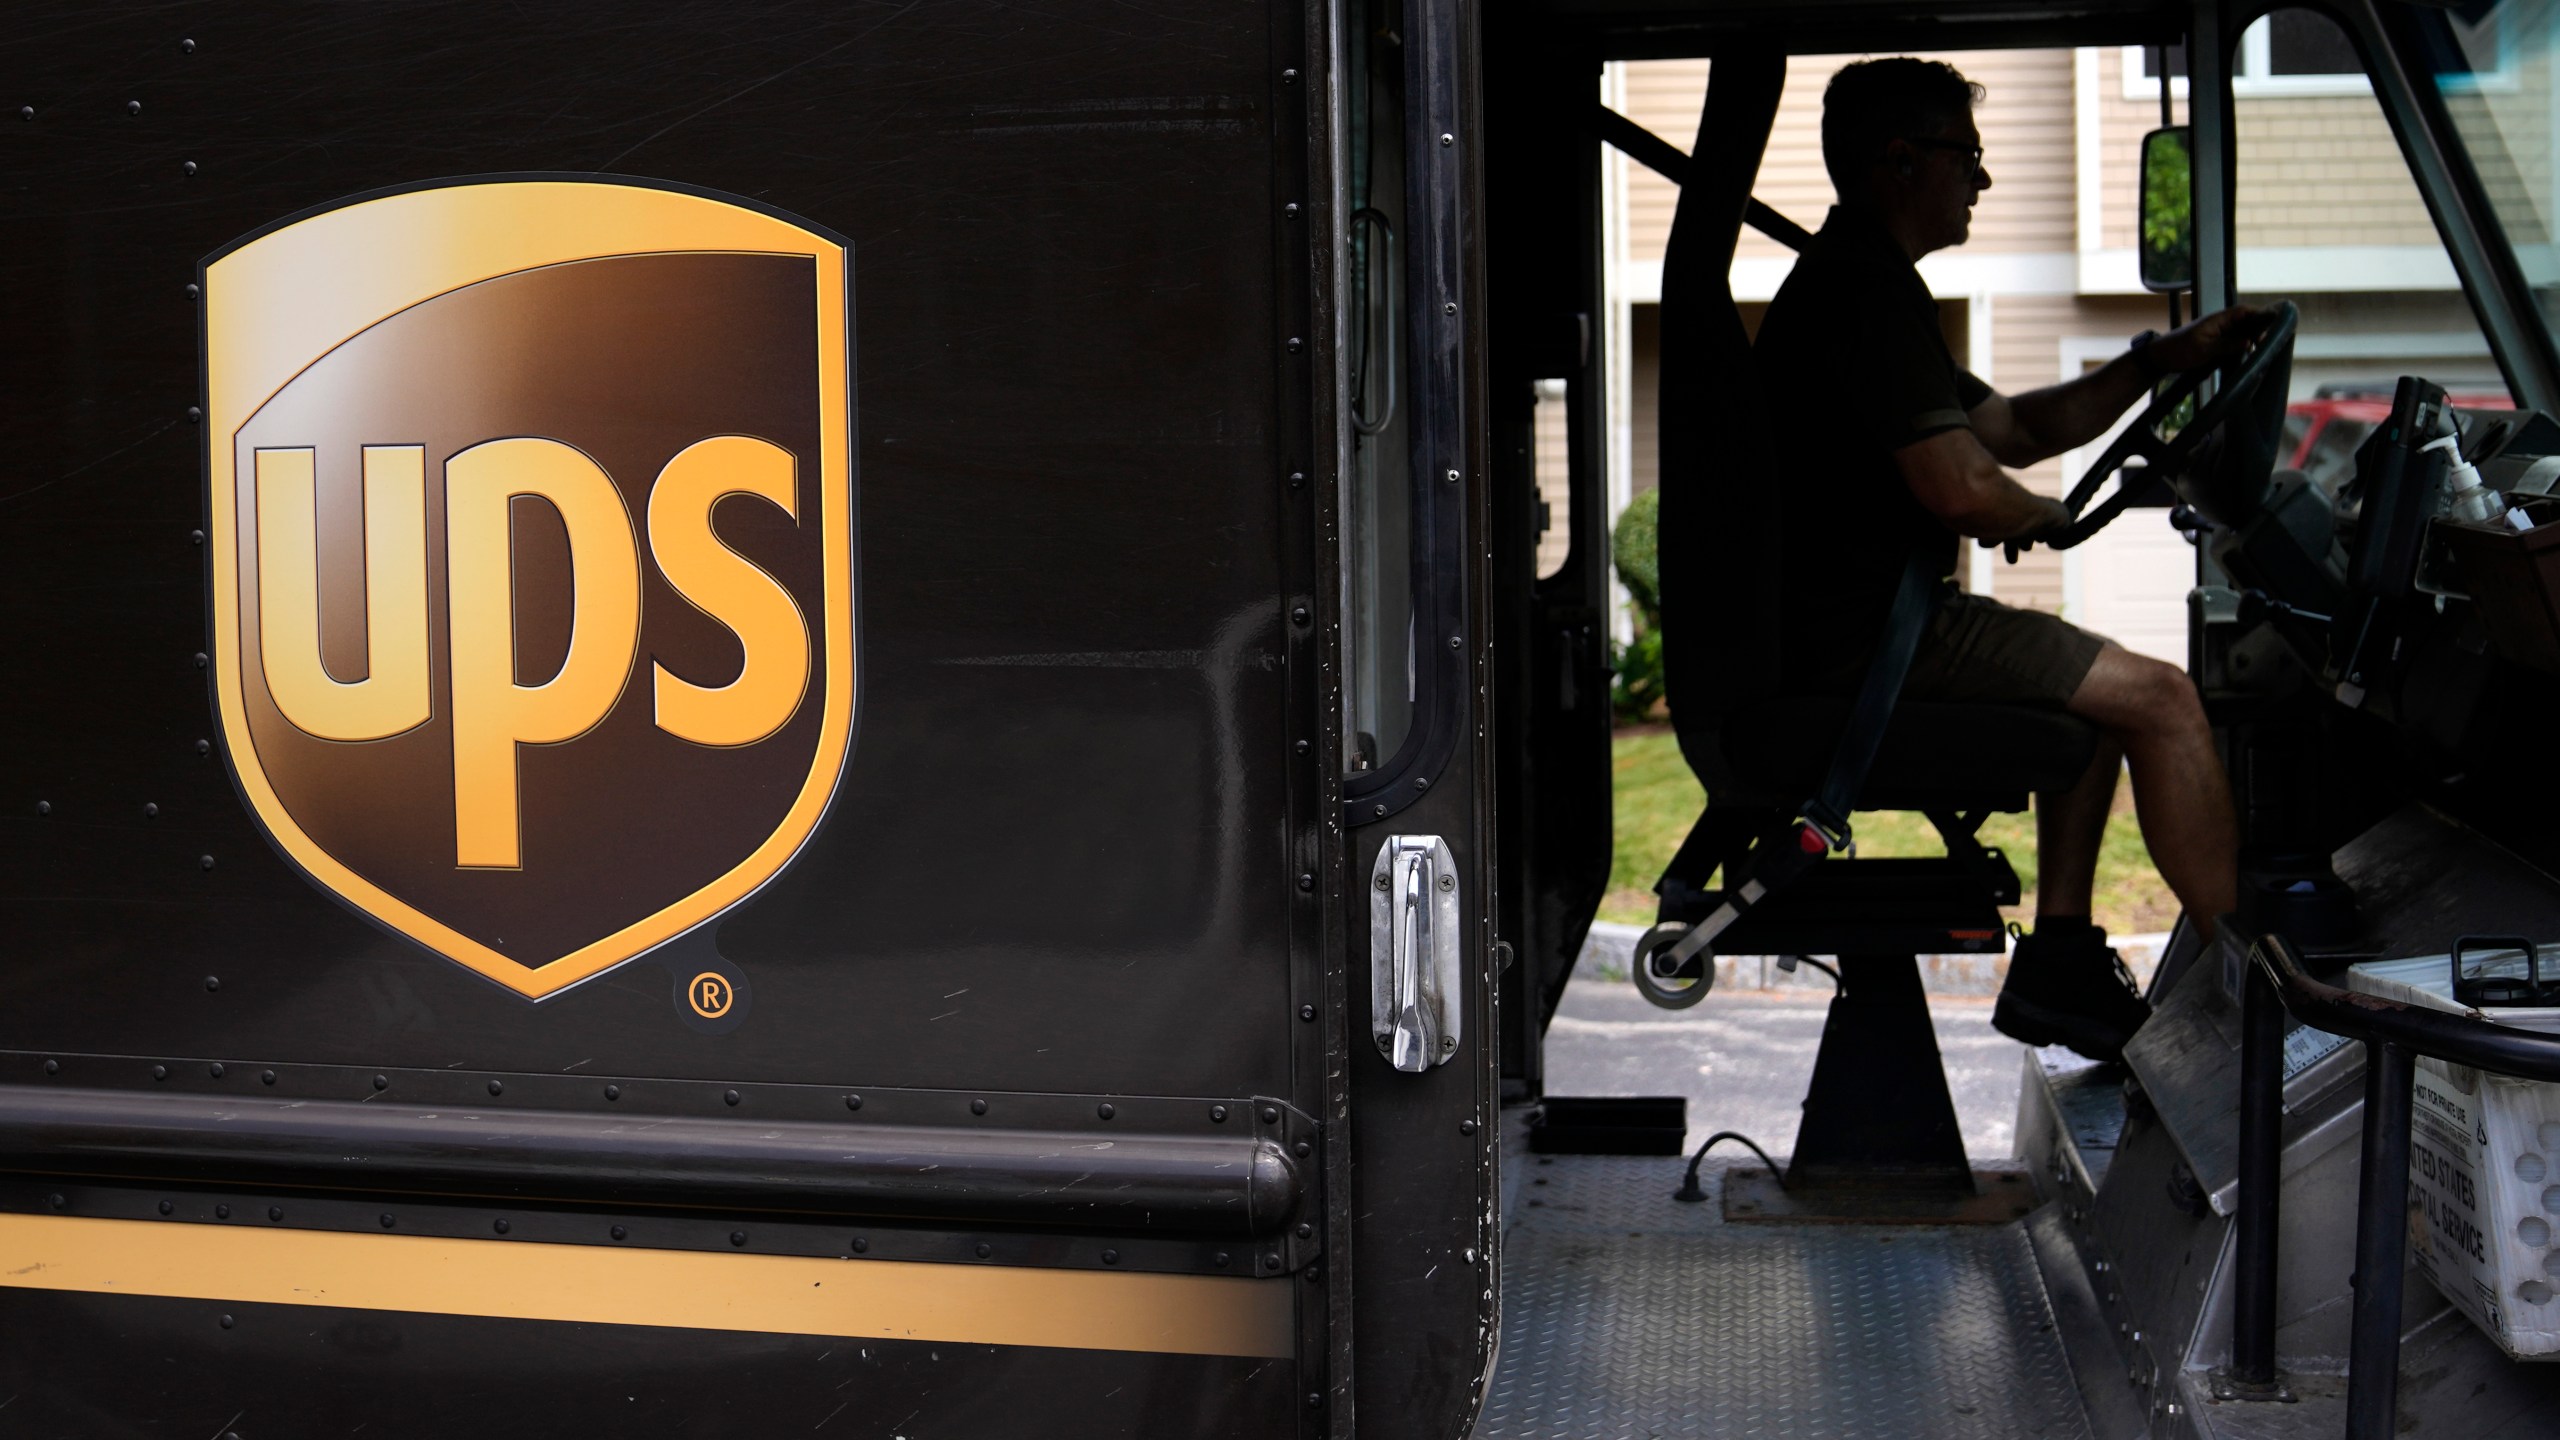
[1661,551,1945,966]
[1807,550,1947,838]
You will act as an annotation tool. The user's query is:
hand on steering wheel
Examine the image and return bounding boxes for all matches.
[2037,301,2299,552]
[2146,304,2279,376]
[1984,497,2074,564]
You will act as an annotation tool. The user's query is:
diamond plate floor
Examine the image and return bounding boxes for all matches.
[1482,1147,2094,1439]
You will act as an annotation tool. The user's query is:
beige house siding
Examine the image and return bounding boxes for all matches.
[2097,46,2152,252]
[1955,49,2082,257]
[1625,30,2478,262]
[1532,381,1574,578]
[1618,59,1708,268]
[2095,35,2447,251]
[1630,304,1662,500]
[1985,294,2075,614]
[1606,30,2505,651]
[2444,54,2556,246]
[1619,49,2078,267]
[2235,96,2439,246]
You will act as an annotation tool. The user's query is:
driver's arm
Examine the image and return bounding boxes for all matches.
[1966,360,2152,469]
[1894,426,2070,542]
[1968,305,2269,467]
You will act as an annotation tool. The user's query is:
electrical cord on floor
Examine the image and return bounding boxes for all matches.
[1672,1130,1786,1203]
[1770,955,1843,991]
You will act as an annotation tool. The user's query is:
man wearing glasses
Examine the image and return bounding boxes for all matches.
[1752,57,2262,1063]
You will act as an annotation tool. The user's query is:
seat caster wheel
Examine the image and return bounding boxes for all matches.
[1632,923,1713,1010]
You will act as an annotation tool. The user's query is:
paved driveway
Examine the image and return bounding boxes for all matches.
[1542,976,2034,1160]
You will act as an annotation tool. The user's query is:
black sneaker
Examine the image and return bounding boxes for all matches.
[1993,925,2151,1064]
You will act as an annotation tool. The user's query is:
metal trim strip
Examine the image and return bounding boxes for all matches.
[0,1213,1295,1358]
[0,1087,1301,1235]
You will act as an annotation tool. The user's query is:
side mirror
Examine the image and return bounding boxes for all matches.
[2138,126,2195,293]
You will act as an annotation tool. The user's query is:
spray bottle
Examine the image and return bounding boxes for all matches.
[2426,431,2525,529]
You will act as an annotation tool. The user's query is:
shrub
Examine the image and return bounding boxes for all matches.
[1610,489,1665,723]
[1611,627,1665,723]
[1612,487,1660,616]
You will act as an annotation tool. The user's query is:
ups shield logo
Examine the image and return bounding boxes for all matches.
[203,178,856,999]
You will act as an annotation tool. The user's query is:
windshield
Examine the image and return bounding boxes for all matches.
[2424,0,2560,348]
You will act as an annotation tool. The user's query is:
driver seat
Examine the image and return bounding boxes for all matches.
[1650,49,2102,1194]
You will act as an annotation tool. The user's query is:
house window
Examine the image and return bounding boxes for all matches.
[2127,12,2510,98]
[2127,17,2378,99]
[2237,10,2378,94]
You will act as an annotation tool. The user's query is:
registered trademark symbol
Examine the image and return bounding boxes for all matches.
[688,972,734,1019]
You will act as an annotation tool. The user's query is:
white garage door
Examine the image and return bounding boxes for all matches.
[2070,506,2193,666]
[2059,366,2193,669]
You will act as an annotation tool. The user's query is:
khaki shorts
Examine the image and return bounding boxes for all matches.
[1900,592,2106,708]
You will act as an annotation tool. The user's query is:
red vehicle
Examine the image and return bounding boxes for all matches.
[2285,384,2510,489]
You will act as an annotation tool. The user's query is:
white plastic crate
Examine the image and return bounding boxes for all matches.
[2350,949,2560,1359]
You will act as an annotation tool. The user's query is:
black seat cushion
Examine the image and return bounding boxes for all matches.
[1720,698,2099,810]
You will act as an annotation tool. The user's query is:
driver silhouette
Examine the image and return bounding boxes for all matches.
[1752,58,2266,1062]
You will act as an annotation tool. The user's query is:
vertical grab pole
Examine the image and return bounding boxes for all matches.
[2345,1039,2415,1440]
[2233,959,2284,1385]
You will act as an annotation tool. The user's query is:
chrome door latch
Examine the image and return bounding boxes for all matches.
[1369,834,1461,1072]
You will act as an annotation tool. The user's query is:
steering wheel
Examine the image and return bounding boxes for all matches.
[2037,300,2299,553]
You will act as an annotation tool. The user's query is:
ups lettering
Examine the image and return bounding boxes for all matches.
[251,435,809,869]
[207,182,853,997]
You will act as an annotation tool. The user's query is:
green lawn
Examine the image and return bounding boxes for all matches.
[1603,727,2178,936]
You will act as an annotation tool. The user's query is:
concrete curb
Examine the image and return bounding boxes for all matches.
[1574,919,2171,997]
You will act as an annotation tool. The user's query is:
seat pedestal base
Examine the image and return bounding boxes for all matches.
[1783,954,1976,1197]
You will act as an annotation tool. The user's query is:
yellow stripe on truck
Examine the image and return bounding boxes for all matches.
[0,1213,1295,1358]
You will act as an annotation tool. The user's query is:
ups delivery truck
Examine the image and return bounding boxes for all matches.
[14,1,2560,1437]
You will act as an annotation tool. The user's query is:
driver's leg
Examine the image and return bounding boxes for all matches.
[1997,728,2147,1063]
[1895,595,2151,1061]
[2033,733,2123,923]
[1994,735,2142,1059]
[2060,643,2238,942]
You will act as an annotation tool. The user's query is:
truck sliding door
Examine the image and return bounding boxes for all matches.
[0,4,1344,1434]
[1332,0,1505,1433]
